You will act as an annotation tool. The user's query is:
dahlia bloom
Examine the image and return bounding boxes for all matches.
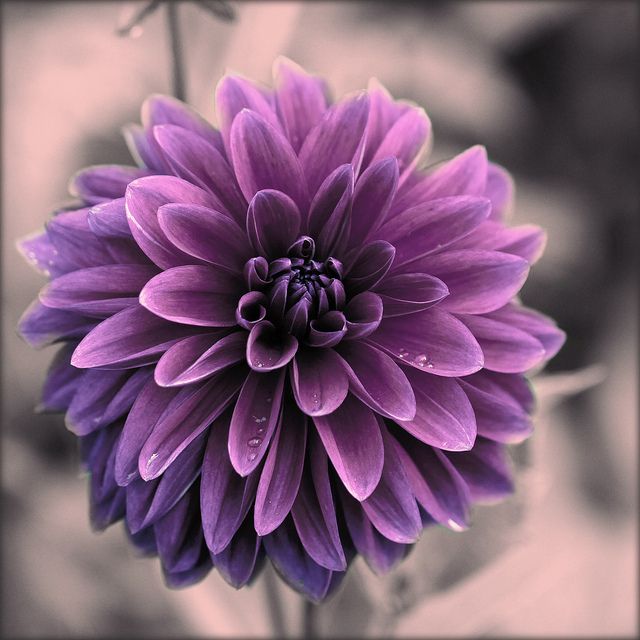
[19,58,564,601]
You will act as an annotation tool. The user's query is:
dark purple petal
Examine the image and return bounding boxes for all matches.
[19,301,97,349]
[340,487,408,575]
[458,377,533,443]
[247,189,301,258]
[263,517,333,603]
[345,241,396,294]
[71,305,202,369]
[485,303,566,361]
[212,514,262,588]
[375,273,449,317]
[139,265,242,327]
[413,250,529,315]
[307,311,347,348]
[201,412,259,554]
[343,292,383,340]
[246,321,298,371]
[394,435,471,531]
[126,175,221,268]
[307,164,354,257]
[369,107,430,182]
[291,347,349,416]
[299,92,370,194]
[39,343,83,412]
[115,378,181,485]
[362,425,422,543]
[254,400,307,535]
[468,369,535,413]
[292,431,346,571]
[155,331,246,387]
[337,342,415,421]
[39,264,158,317]
[228,368,286,476]
[401,367,476,451]
[162,553,213,589]
[244,256,272,290]
[70,165,150,204]
[273,56,329,153]
[88,198,131,238]
[284,296,311,337]
[485,163,514,221]
[313,394,383,500]
[236,291,268,330]
[379,196,491,269]
[153,125,246,222]
[349,157,399,247]
[230,109,308,211]
[158,203,250,272]
[458,313,545,373]
[446,438,514,502]
[139,367,245,480]
[369,308,484,376]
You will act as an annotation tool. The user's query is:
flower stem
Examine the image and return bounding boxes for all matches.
[166,0,186,101]
[302,599,317,638]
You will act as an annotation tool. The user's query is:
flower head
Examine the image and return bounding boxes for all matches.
[19,58,564,600]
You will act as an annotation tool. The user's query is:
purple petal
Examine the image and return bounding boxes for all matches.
[263,517,333,603]
[370,107,431,182]
[291,347,349,416]
[254,400,307,535]
[313,394,383,500]
[446,438,514,502]
[139,265,242,327]
[162,553,213,590]
[299,92,370,195]
[344,241,395,294]
[349,157,399,247]
[201,412,259,554]
[236,291,268,330]
[413,250,529,314]
[340,486,407,575]
[246,320,298,371]
[369,308,484,376]
[337,342,415,421]
[247,189,301,258]
[339,294,381,342]
[307,164,354,257]
[228,368,286,476]
[39,343,83,412]
[292,431,346,571]
[155,331,246,387]
[485,163,514,221]
[88,198,131,238]
[18,231,70,278]
[123,123,170,173]
[458,377,533,443]
[379,196,491,269]
[394,437,470,531]
[125,175,220,269]
[115,378,181,485]
[273,57,329,153]
[212,514,262,588]
[39,264,158,317]
[307,311,347,348]
[230,109,308,211]
[470,370,535,413]
[70,165,150,204]
[139,367,245,480]
[19,301,97,349]
[375,273,449,317]
[71,305,202,369]
[362,425,422,543]
[485,303,566,361]
[157,202,250,272]
[215,75,281,154]
[458,313,546,373]
[401,367,477,451]
[153,125,246,222]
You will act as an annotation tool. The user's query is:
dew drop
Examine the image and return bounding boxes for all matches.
[255,361,264,368]
[247,437,262,448]
[247,451,258,462]
[146,452,159,468]
[398,348,409,359]
[266,397,272,404]
[414,353,429,367]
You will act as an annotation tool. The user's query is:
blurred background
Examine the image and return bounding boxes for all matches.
[1,1,637,637]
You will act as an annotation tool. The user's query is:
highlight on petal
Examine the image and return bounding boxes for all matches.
[375,272,449,317]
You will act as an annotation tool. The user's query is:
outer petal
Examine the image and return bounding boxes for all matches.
[139,265,242,327]
[70,165,150,204]
[88,198,131,238]
[369,308,484,377]
[254,400,307,535]
[485,163,514,221]
[212,514,262,588]
[344,241,395,294]
[246,321,298,371]
[375,273,449,317]
[313,395,383,500]
[291,347,349,416]
[230,109,308,211]
[401,367,477,451]
[39,343,83,412]
[19,301,97,349]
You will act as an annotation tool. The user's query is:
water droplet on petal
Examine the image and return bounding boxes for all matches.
[247,451,258,462]
[398,348,409,359]
[414,353,428,367]
[247,437,262,448]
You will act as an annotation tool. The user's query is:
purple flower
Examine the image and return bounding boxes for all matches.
[18,58,564,601]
